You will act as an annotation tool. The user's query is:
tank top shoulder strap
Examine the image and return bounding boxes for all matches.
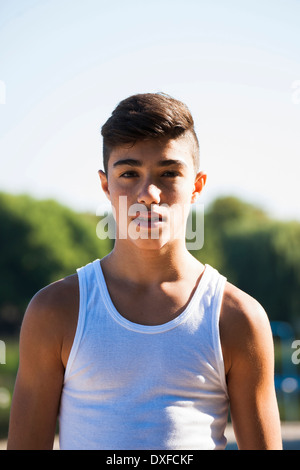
[204,265,228,395]
[64,260,98,379]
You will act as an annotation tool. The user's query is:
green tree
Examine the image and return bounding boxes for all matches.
[222,221,300,326]
[192,196,269,273]
[191,196,300,330]
[0,192,111,334]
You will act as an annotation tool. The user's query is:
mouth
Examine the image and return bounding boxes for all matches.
[132,211,166,228]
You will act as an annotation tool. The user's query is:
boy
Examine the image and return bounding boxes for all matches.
[7,93,282,450]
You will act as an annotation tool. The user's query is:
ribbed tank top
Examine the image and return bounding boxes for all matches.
[59,259,229,450]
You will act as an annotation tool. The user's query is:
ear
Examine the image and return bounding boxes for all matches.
[191,171,207,204]
[98,170,111,201]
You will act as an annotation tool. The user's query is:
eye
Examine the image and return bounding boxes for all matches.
[120,170,139,178]
[161,170,180,177]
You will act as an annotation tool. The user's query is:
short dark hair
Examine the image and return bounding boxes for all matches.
[101,93,200,174]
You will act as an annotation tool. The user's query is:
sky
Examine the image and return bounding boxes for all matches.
[0,0,300,220]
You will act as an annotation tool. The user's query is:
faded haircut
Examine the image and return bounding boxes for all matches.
[101,93,200,174]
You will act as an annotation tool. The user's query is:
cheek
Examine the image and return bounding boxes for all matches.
[106,181,130,206]
[168,183,194,205]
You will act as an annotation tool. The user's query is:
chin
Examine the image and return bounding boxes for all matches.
[128,234,183,253]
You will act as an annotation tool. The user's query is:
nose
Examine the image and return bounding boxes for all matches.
[137,181,161,206]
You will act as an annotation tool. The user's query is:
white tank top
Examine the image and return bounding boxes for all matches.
[59,259,229,450]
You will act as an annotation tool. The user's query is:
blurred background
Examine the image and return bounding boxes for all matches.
[0,0,300,448]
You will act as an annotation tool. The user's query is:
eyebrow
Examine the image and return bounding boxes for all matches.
[112,158,188,169]
[113,158,142,168]
[159,159,188,168]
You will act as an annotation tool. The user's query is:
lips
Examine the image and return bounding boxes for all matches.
[132,211,166,227]
[135,212,163,222]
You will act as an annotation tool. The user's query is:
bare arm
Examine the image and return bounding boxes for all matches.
[7,276,78,449]
[221,283,282,450]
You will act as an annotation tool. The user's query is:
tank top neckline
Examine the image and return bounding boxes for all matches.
[92,259,213,334]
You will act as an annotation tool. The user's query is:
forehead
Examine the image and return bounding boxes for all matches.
[108,137,195,169]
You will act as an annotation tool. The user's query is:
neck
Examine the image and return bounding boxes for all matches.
[102,239,199,286]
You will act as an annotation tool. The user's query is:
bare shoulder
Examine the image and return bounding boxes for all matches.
[220,281,270,330]
[220,281,273,374]
[27,273,79,317]
[8,275,79,449]
[219,283,281,449]
[21,274,79,367]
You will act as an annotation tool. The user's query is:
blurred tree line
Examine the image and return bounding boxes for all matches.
[193,197,300,333]
[0,192,112,335]
[0,191,300,336]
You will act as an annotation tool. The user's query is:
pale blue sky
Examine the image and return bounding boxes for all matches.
[0,0,300,219]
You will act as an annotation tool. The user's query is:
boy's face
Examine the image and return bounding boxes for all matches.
[99,137,206,250]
